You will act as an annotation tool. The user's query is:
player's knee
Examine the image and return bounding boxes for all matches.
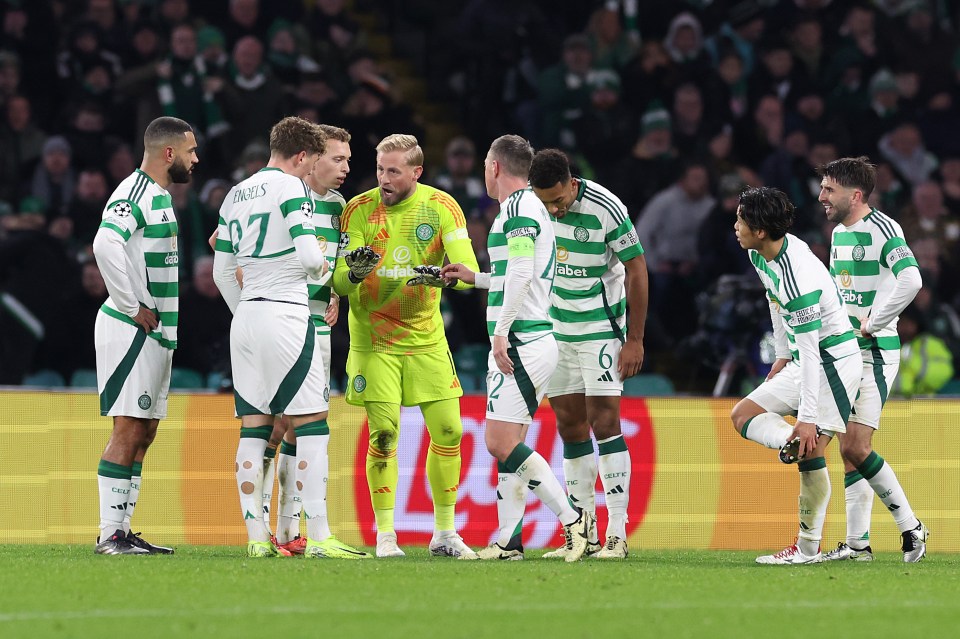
[839,438,871,467]
[730,401,752,432]
[427,420,462,447]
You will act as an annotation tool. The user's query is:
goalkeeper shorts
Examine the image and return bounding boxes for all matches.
[345,347,464,407]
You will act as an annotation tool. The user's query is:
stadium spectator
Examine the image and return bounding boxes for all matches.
[878,122,939,188]
[220,36,287,157]
[68,168,110,247]
[0,93,45,203]
[222,0,267,49]
[30,136,76,221]
[432,136,487,220]
[571,69,635,180]
[611,102,680,215]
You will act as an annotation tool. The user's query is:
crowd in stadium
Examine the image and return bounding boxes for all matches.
[0,0,958,393]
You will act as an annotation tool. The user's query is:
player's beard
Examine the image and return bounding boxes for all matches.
[825,198,850,225]
[168,157,193,184]
[380,185,411,206]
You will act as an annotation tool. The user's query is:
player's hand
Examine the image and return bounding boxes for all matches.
[860,317,873,339]
[406,265,449,288]
[765,358,790,381]
[618,339,644,380]
[789,421,820,460]
[492,335,513,375]
[440,263,476,285]
[345,246,381,283]
[324,295,339,327]
[132,307,159,333]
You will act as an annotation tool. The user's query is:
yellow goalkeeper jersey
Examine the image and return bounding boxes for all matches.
[332,183,479,354]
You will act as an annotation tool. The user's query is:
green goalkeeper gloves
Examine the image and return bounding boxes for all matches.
[405,265,451,288]
[345,246,381,283]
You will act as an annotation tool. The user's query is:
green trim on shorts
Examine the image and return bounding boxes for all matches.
[503,442,535,474]
[844,470,864,488]
[598,435,628,456]
[234,390,265,416]
[295,419,330,437]
[563,439,594,459]
[279,440,297,456]
[507,333,540,419]
[798,457,827,472]
[269,320,316,415]
[857,451,884,480]
[99,327,148,416]
[97,460,132,480]
[870,345,888,405]
[824,359,852,423]
[239,425,272,440]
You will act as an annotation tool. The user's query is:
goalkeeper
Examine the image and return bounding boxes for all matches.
[333,134,480,559]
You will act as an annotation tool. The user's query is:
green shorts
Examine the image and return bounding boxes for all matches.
[345,348,464,406]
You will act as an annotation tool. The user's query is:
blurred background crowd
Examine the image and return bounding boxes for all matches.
[1,0,958,395]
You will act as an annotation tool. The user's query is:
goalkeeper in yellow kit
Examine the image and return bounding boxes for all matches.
[333,134,480,558]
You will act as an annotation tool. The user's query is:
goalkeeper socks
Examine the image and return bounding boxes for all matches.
[295,420,331,541]
[496,461,526,549]
[97,460,132,540]
[844,470,873,549]
[598,435,630,541]
[797,458,830,556]
[122,461,143,535]
[504,443,579,526]
[366,444,398,533]
[236,426,271,542]
[740,412,792,449]
[277,440,300,543]
[427,441,461,533]
[261,447,277,534]
[562,439,597,513]
[856,452,919,533]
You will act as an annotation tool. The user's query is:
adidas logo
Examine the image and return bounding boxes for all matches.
[450,377,461,389]
[443,486,458,493]
[605,485,624,495]
[487,401,494,412]
[110,504,126,511]
[799,522,810,531]
[375,228,389,242]
[496,490,503,500]
[527,480,541,491]
[888,503,900,512]
[161,212,169,222]
[597,371,614,382]
[373,486,392,494]
[244,511,256,520]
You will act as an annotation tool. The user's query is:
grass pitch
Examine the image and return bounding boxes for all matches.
[1,546,957,639]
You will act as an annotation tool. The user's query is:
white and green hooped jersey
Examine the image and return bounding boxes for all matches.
[307,188,343,336]
[830,208,919,363]
[215,167,316,304]
[750,234,859,364]
[487,188,555,342]
[98,169,179,349]
[550,178,644,342]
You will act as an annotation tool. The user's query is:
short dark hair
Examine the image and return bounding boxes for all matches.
[317,123,351,144]
[488,134,533,179]
[269,116,326,158]
[143,116,193,151]
[528,148,572,190]
[738,187,795,241]
[816,156,876,198]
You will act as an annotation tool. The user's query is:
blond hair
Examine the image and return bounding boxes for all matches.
[376,133,423,167]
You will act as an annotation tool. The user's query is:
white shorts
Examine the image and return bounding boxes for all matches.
[486,334,558,425]
[314,326,332,386]
[547,337,623,397]
[849,356,899,429]
[746,355,861,435]
[95,312,172,419]
[231,301,328,417]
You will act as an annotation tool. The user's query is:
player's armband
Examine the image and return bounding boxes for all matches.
[506,233,536,258]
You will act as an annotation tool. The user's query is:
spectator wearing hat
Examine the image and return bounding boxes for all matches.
[265,19,321,90]
[0,93,46,203]
[432,136,487,220]
[572,68,636,180]
[197,26,230,78]
[663,12,712,85]
[537,33,597,147]
[30,136,76,220]
[611,102,680,215]
[847,68,904,157]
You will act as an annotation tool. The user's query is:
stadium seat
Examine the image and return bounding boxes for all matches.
[939,378,960,396]
[622,373,675,397]
[70,368,99,388]
[454,344,489,378]
[22,369,66,388]
[170,367,205,390]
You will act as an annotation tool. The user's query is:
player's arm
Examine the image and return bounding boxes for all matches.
[491,217,540,374]
[766,292,791,379]
[608,209,648,379]
[281,184,327,280]
[863,237,922,337]
[440,197,480,290]
[786,289,824,458]
[92,199,157,332]
[332,200,379,294]
[212,212,242,313]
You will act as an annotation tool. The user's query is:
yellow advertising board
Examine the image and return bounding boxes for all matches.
[1,391,956,552]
